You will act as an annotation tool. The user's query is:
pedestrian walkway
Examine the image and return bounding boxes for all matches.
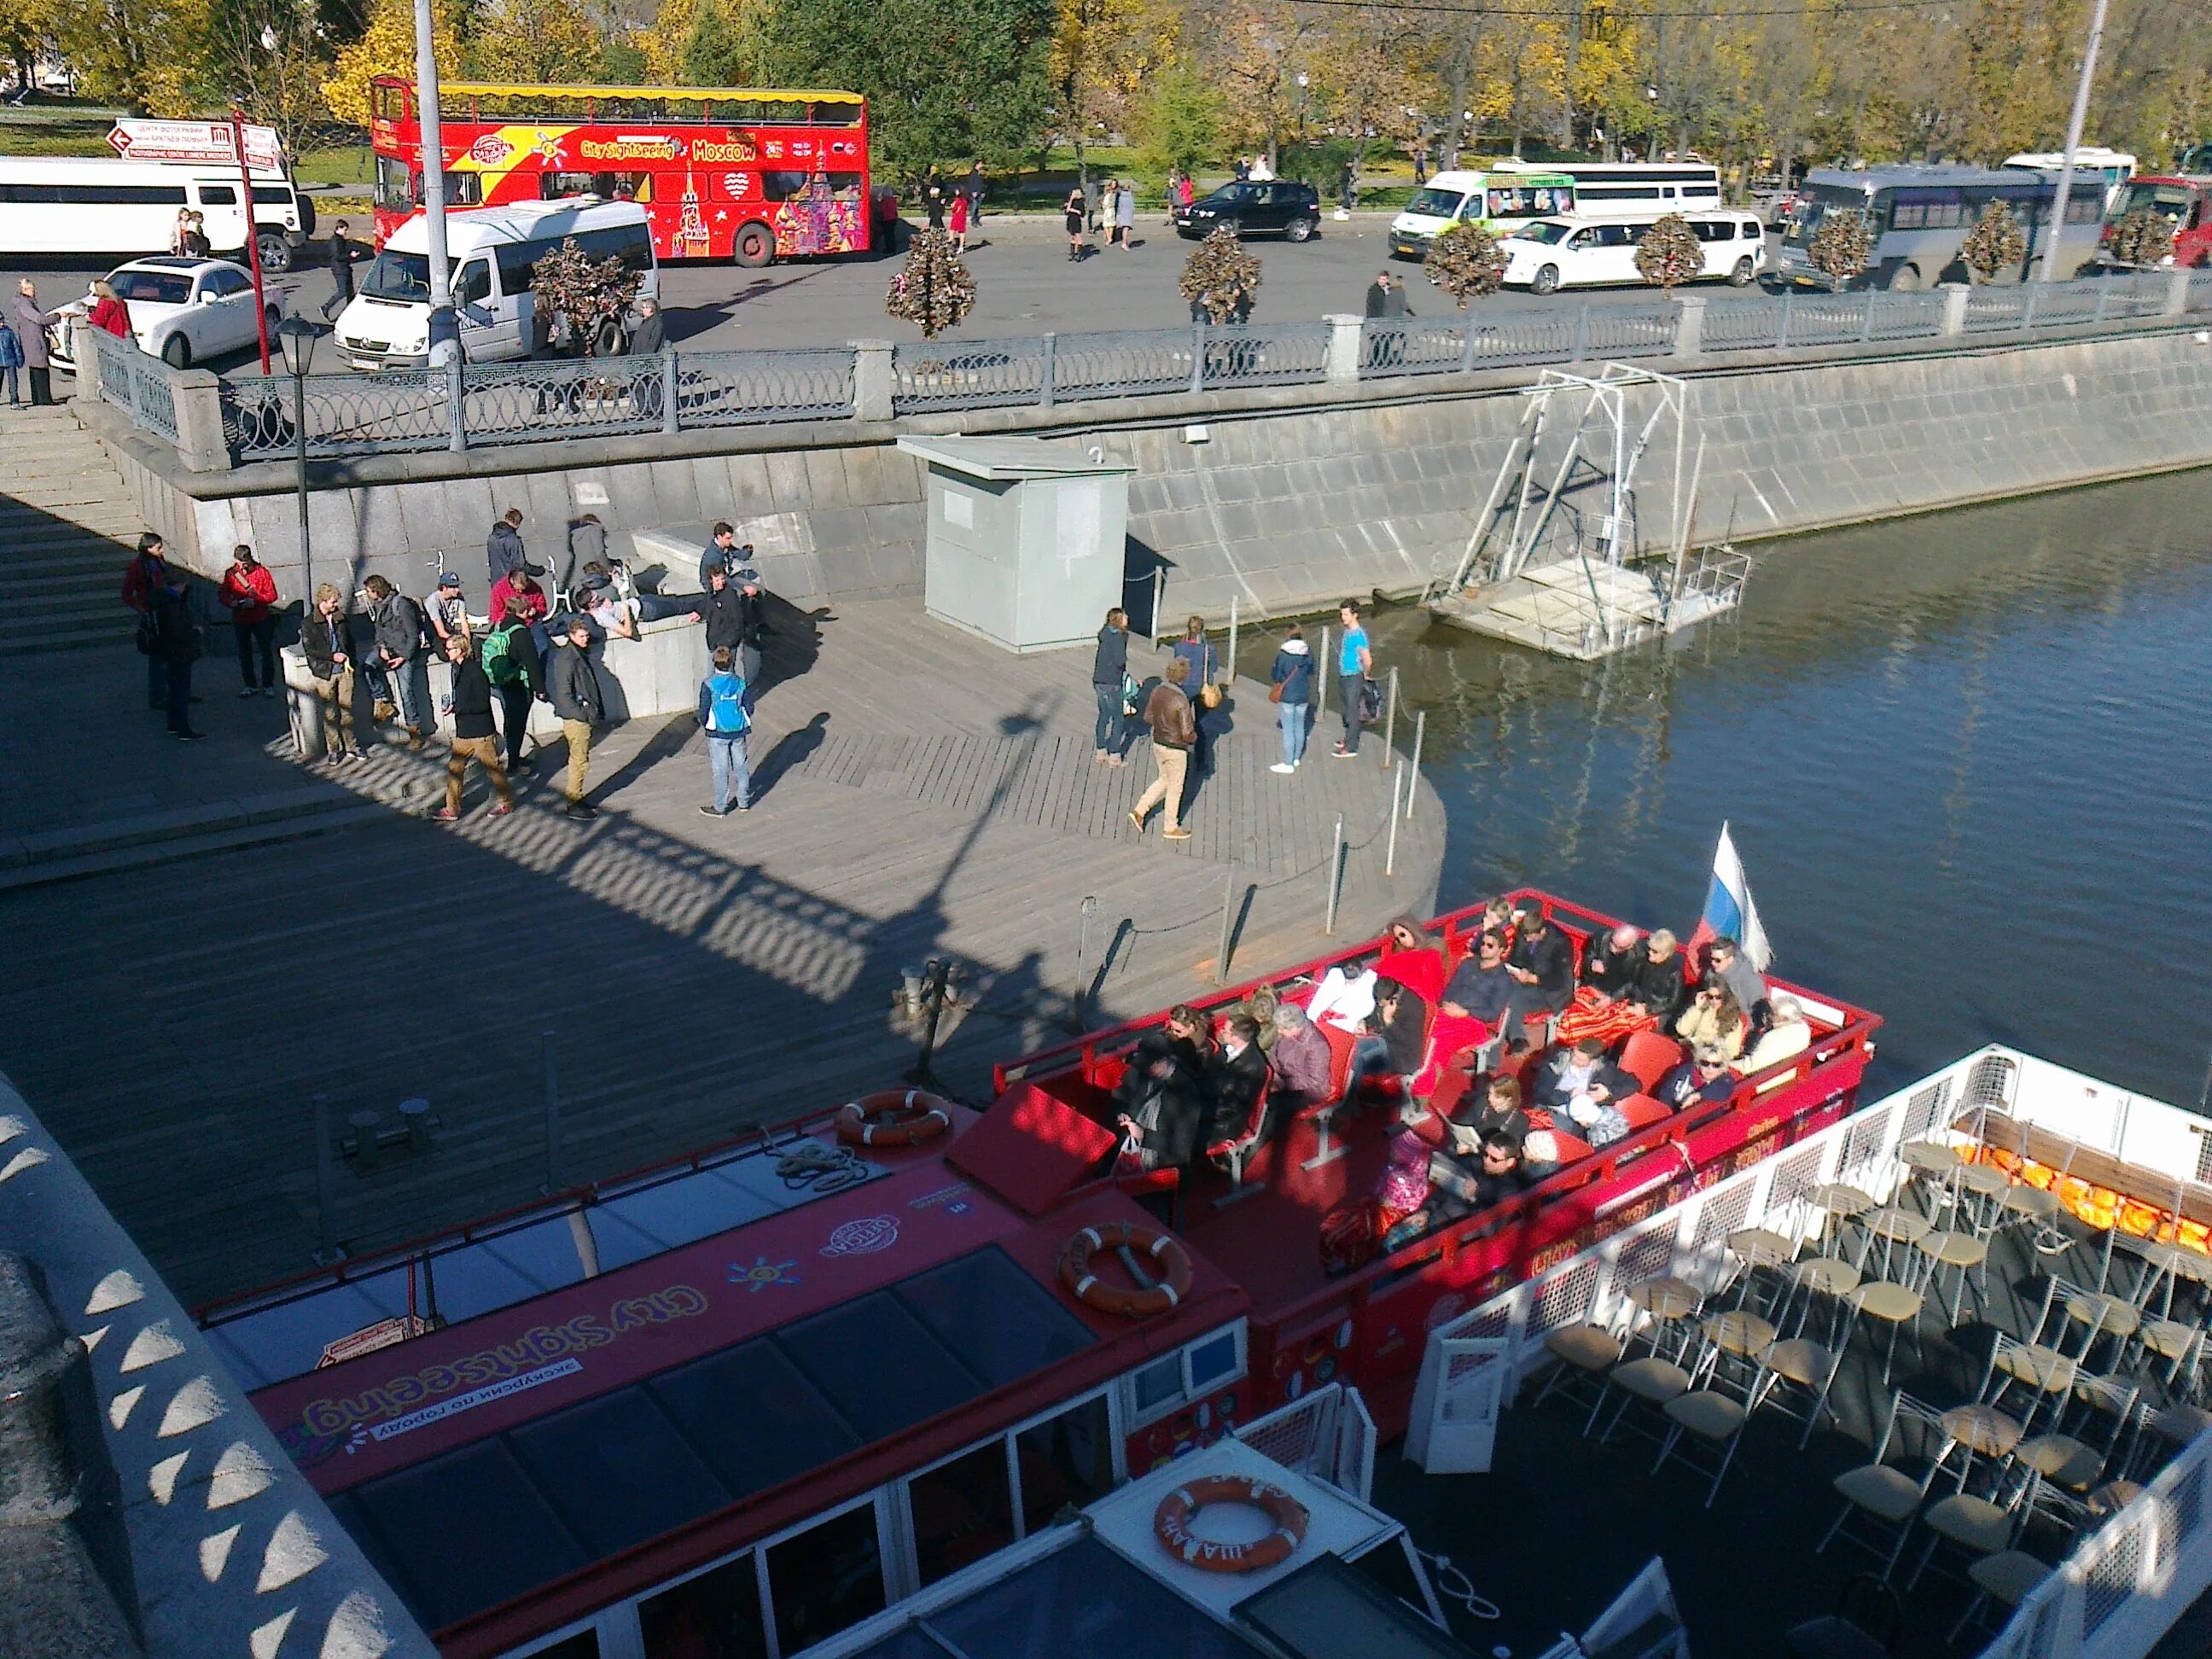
[0,596,1447,1303]
[0,401,154,655]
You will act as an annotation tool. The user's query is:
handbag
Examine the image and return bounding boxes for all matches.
[1198,682,1223,710]
[1267,681,1284,703]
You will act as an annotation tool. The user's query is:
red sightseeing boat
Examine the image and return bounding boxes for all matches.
[195,889,1877,1659]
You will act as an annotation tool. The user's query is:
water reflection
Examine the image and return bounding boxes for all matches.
[1243,469,2212,1101]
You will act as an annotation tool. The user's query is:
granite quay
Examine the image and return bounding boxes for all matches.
[76,267,2212,471]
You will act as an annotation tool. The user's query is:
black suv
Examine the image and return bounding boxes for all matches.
[1173,180,1323,242]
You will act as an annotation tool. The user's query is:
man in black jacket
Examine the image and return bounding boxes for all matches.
[1091,606,1130,765]
[1115,1005,1214,1172]
[548,617,605,820]
[154,580,204,741]
[731,565,770,699]
[701,566,745,655]
[697,521,746,589]
[1503,901,1575,1042]
[301,582,367,763]
[363,575,430,750]
[1208,1013,1270,1144]
[435,635,514,820]
[1339,975,1428,1113]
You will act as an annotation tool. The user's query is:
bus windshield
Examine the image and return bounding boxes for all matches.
[1404,187,1465,219]
[1783,187,1867,247]
[362,250,432,301]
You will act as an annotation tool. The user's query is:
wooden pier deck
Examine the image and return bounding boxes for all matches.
[0,599,1445,1305]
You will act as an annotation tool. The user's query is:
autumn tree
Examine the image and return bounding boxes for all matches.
[679,0,771,86]
[1807,207,1872,289]
[0,0,57,108]
[1132,65,1224,177]
[57,0,211,113]
[1051,0,1180,187]
[202,0,333,165]
[323,0,460,126]
[765,0,1053,179]
[1423,218,1506,306]
[472,0,604,83]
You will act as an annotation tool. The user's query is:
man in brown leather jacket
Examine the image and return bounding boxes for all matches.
[1129,657,1197,841]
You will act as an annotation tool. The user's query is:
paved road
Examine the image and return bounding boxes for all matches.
[10,216,1778,381]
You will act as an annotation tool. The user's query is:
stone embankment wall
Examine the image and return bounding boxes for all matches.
[95,329,2212,625]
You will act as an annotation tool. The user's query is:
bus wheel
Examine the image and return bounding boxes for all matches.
[256,230,293,275]
[733,223,777,268]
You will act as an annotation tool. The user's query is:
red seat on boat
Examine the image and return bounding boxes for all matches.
[1619,1092,1674,1132]
[1620,1030,1686,1093]
[1207,1062,1275,1207]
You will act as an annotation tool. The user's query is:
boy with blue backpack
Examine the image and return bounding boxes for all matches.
[0,313,20,405]
[697,646,752,816]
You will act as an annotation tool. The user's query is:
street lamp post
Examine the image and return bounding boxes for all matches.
[276,317,317,609]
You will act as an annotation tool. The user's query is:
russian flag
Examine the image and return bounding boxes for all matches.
[1687,821,1772,971]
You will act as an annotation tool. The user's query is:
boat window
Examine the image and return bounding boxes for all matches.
[639,1550,765,1659]
[765,1502,887,1653]
[519,1632,600,1659]
[1127,1322,1249,1425]
[1132,1351,1184,1414]
[1187,1328,1240,1391]
[909,1441,1015,1587]
[1015,1393,1115,1528]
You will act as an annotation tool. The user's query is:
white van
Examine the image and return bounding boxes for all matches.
[1389,168,1576,256]
[1499,210,1767,294]
[0,157,308,271]
[334,199,658,370]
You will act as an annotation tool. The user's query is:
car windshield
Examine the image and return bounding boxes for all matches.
[1405,187,1465,218]
[108,271,191,305]
[362,251,432,301]
[2116,183,2193,220]
[1510,221,1574,245]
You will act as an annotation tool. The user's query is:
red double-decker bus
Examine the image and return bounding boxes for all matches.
[366,78,874,266]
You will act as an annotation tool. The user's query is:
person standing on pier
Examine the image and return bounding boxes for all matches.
[1333,599,1372,757]
[549,616,606,820]
[435,634,515,821]
[696,646,752,817]
[1091,606,1132,765]
[1268,624,1313,771]
[1129,656,1197,841]
[487,508,533,584]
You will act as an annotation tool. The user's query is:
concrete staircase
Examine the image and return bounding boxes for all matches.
[0,403,150,655]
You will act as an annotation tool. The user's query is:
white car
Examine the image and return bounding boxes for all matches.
[1500,211,1767,294]
[50,257,283,371]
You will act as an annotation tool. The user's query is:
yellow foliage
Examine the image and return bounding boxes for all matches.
[322,0,463,127]
[470,0,605,84]
[1051,0,1184,139]
[639,0,699,84]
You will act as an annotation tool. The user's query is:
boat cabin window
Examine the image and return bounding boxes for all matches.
[1126,1322,1248,1426]
[515,1631,601,1659]
[766,1499,888,1652]
[908,1440,1016,1587]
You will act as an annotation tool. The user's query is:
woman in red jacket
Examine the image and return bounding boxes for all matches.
[86,280,132,342]
[218,543,281,696]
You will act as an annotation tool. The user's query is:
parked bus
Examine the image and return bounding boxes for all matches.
[368,78,872,267]
[2095,174,2212,269]
[1773,164,2104,288]
[0,156,308,271]
[2003,147,2136,213]
[1495,159,1723,214]
[1388,168,1575,256]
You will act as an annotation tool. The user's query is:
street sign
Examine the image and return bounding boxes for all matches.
[108,119,283,172]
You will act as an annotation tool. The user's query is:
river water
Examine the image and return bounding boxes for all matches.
[1243,468,2212,1103]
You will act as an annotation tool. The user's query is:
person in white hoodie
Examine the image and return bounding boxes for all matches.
[1268,624,1315,771]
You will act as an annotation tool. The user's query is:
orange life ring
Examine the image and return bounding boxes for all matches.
[835,1090,953,1148]
[1154,1476,1309,1573]
[1057,1222,1195,1318]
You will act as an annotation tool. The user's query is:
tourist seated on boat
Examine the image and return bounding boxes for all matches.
[1451,1126,1540,1212]
[1447,1073,1532,1153]
[1478,895,1516,939]
[1305,963,1378,1033]
[1112,1005,1213,1171]
[1656,1044,1738,1110]
[1626,928,1688,1022]
[1675,981,1749,1059]
[1207,1014,1269,1140]
[1734,994,1811,1084]
[1531,1038,1633,1146]
[1339,975,1429,1110]
[1377,915,1447,1006]
[1440,929,1514,1029]
[1268,1003,1333,1115]
[1503,899,1575,1044]
[1707,936,1769,1027]
[1580,924,1644,997]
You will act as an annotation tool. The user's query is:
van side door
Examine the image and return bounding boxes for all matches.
[452,258,512,361]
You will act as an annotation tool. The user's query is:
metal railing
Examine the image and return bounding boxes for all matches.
[78,270,2212,468]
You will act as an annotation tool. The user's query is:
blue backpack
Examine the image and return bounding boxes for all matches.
[703,671,749,734]
[0,323,20,369]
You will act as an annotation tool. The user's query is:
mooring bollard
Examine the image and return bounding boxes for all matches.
[1381,666,1400,769]
[1324,812,1345,934]
[1214,863,1238,986]
[399,1097,435,1154]
[347,1109,383,1172]
[1386,768,1403,876]
[1318,624,1332,723]
[542,1029,562,1196]
[311,1091,339,1263]
[1407,709,1425,820]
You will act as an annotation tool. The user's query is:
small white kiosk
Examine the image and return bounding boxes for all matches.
[896,434,1135,655]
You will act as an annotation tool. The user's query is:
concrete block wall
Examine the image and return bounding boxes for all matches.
[98,329,2212,631]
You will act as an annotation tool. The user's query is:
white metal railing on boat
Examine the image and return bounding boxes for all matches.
[1405,1045,2212,1659]
[1231,1382,1378,1505]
